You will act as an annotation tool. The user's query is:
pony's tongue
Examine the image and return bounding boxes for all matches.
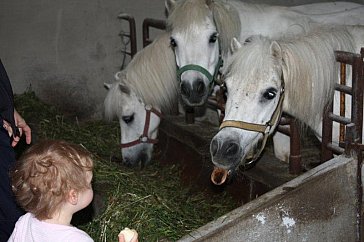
[211,166,229,185]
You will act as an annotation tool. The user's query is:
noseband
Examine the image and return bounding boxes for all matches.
[219,81,285,166]
[177,57,224,90]
[120,105,162,148]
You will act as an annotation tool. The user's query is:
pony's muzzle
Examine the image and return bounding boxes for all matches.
[180,81,191,97]
[211,138,240,158]
[180,83,208,106]
[193,78,206,96]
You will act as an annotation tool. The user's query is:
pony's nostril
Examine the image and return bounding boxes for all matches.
[210,139,218,156]
[224,142,239,156]
[195,79,205,95]
[181,82,190,97]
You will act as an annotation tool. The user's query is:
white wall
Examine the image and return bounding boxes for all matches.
[0,0,166,118]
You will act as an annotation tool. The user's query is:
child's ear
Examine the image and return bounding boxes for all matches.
[68,189,79,205]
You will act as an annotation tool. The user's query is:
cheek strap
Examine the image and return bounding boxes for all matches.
[219,83,285,166]
[120,105,162,148]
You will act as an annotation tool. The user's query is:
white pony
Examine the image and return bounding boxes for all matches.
[104,32,179,167]
[165,0,364,107]
[165,0,364,162]
[209,25,364,184]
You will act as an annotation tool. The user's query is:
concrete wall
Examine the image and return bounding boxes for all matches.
[1,0,363,118]
[0,0,166,118]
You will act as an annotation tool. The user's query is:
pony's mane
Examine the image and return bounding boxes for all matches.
[281,26,354,126]
[166,0,241,56]
[227,26,356,127]
[123,32,179,114]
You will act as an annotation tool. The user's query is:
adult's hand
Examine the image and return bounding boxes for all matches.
[12,110,31,147]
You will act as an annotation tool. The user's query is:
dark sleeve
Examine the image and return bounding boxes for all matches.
[0,58,17,134]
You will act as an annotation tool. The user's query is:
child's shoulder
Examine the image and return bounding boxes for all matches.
[39,220,94,242]
[15,212,34,224]
[62,226,94,242]
[14,213,93,242]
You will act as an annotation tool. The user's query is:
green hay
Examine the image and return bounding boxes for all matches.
[14,91,238,242]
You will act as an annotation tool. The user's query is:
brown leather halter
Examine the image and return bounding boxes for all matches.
[120,105,162,148]
[219,81,285,166]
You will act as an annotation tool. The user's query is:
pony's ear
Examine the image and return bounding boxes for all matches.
[104,83,112,90]
[114,71,124,81]
[270,41,283,60]
[118,82,131,95]
[165,0,177,16]
[230,37,242,53]
[206,0,214,6]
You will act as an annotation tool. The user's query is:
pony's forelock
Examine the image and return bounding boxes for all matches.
[166,0,241,57]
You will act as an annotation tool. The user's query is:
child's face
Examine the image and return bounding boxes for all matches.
[77,171,94,210]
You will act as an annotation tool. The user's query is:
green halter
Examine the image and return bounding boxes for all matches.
[176,55,224,90]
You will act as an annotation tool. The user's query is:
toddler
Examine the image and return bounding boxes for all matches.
[8,140,137,242]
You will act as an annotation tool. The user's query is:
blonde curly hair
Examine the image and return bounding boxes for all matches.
[11,139,94,220]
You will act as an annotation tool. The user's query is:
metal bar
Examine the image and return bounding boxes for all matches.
[321,100,334,162]
[277,116,302,174]
[339,63,346,143]
[185,106,195,124]
[277,125,290,136]
[328,113,351,125]
[335,50,361,65]
[334,83,352,95]
[351,48,364,144]
[142,18,166,47]
[289,118,301,174]
[322,49,364,162]
[120,50,133,56]
[325,142,345,154]
[118,13,137,58]
[278,116,291,126]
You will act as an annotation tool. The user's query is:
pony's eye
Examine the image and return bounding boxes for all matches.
[122,114,134,124]
[209,33,218,43]
[262,88,277,100]
[243,36,253,45]
[170,37,177,48]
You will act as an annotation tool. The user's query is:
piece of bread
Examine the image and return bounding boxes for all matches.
[118,227,135,242]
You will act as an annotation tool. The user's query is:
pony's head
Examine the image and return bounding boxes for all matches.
[210,26,359,184]
[166,0,240,107]
[103,32,179,167]
[104,72,162,167]
[210,37,285,182]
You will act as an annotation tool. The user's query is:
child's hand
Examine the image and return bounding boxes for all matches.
[118,228,138,242]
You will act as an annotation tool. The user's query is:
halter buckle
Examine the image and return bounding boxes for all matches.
[264,125,271,134]
[140,136,148,143]
[145,104,152,111]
